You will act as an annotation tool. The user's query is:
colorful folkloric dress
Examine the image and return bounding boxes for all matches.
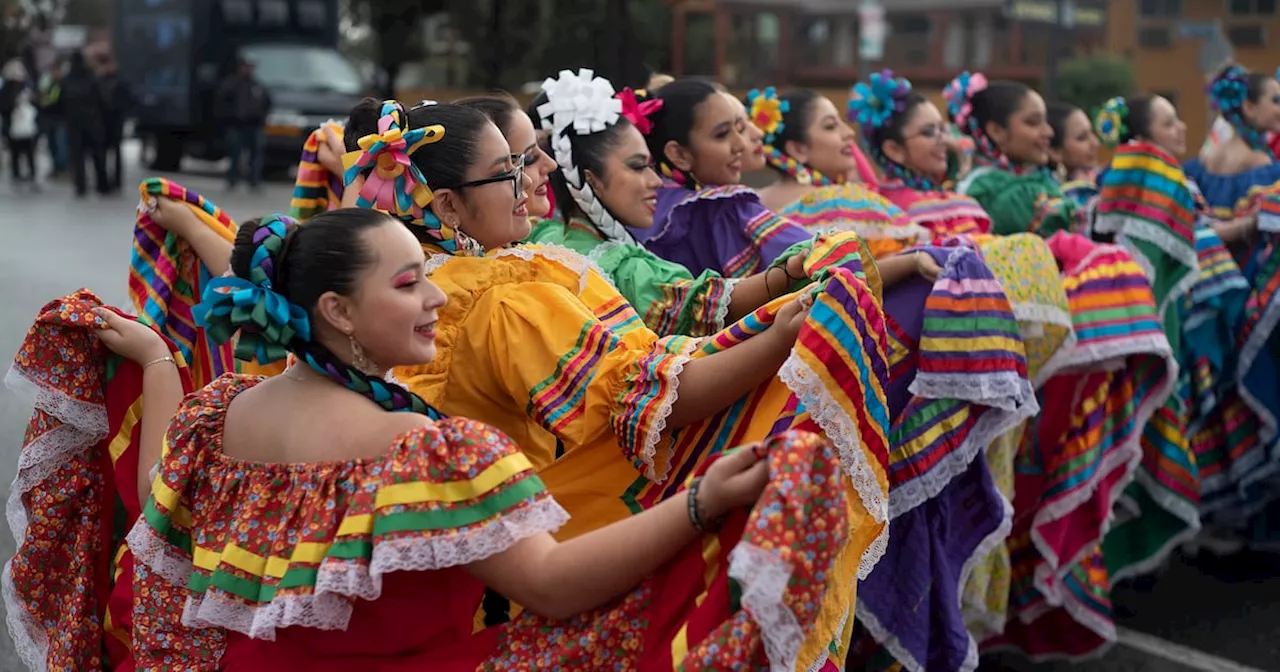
[772,182,927,259]
[526,217,883,337]
[702,184,1039,670]
[1184,151,1280,546]
[524,217,741,337]
[956,165,1078,237]
[397,224,892,668]
[958,159,1181,659]
[288,124,346,222]
[1059,169,1099,234]
[132,178,284,379]
[640,182,815,278]
[125,374,854,671]
[4,289,195,671]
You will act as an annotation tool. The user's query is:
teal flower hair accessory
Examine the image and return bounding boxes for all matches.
[849,70,912,138]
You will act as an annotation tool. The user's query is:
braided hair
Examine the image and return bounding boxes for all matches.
[193,210,444,418]
[1208,64,1275,153]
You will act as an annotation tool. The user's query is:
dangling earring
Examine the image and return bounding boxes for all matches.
[454,226,485,257]
[349,333,377,375]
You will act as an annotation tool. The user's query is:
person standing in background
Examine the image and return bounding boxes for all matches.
[8,87,39,186]
[216,57,271,191]
[95,53,128,193]
[61,52,109,198]
[1,59,33,182]
[39,57,69,180]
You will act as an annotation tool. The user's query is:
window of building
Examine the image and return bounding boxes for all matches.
[1226,25,1267,47]
[886,15,931,66]
[1138,0,1182,17]
[1230,0,1277,15]
[1138,25,1173,48]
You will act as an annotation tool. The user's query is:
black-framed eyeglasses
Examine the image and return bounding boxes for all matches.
[443,155,526,199]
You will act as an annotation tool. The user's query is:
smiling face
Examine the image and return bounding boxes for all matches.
[987,90,1053,166]
[1145,96,1187,157]
[321,220,448,368]
[430,122,532,250]
[503,109,558,218]
[587,124,664,228]
[723,92,767,172]
[663,91,746,186]
[1051,109,1100,173]
[785,96,857,179]
[882,100,949,178]
[1244,77,1280,134]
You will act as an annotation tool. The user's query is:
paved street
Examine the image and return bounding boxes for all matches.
[0,144,1277,671]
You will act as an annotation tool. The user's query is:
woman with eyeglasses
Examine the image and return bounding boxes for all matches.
[336,96,901,670]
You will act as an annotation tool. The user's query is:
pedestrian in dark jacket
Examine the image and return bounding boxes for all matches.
[96,55,129,192]
[216,57,271,190]
[61,52,109,197]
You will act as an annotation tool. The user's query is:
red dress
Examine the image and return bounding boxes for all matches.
[127,375,855,671]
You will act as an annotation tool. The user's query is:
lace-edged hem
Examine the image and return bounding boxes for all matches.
[711,278,741,334]
[3,366,110,672]
[127,495,570,640]
[777,355,888,579]
[633,346,694,484]
[908,372,1035,413]
[729,542,804,672]
[888,388,1039,519]
[1025,349,1172,595]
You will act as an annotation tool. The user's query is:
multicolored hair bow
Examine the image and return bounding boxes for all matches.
[193,214,311,364]
[341,100,445,221]
[616,87,663,135]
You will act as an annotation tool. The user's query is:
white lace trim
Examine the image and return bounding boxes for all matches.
[1025,362,1161,604]
[818,221,931,241]
[713,278,742,334]
[959,493,1015,646]
[127,496,570,640]
[653,185,761,245]
[633,348,691,484]
[2,366,110,672]
[890,386,1039,519]
[492,243,614,295]
[1258,209,1280,234]
[729,542,803,672]
[423,253,451,275]
[1233,263,1280,457]
[1094,214,1200,324]
[1107,467,1203,584]
[776,355,888,579]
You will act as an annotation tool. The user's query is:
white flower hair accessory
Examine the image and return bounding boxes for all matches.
[536,68,635,244]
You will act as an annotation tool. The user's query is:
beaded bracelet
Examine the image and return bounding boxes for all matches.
[687,477,724,533]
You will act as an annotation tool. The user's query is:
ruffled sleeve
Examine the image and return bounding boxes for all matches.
[958,168,1075,236]
[639,185,811,278]
[592,241,738,337]
[127,375,567,668]
[448,282,694,481]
